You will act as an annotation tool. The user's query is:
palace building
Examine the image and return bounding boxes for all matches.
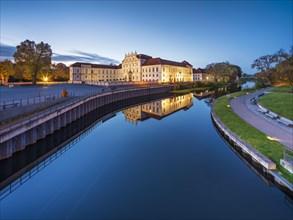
[69,52,193,83]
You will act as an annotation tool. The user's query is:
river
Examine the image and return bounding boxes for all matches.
[0,92,292,219]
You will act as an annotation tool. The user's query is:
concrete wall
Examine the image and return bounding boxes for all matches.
[0,86,172,160]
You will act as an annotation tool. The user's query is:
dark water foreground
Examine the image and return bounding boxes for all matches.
[0,93,292,219]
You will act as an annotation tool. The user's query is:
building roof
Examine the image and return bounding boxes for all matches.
[70,62,119,69]
[193,68,206,74]
[142,58,192,68]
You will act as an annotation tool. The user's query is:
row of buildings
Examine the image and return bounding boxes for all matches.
[69,51,213,83]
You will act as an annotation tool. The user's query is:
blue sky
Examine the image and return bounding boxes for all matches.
[0,0,292,73]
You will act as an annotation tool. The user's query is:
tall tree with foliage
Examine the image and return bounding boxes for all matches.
[251,54,278,83]
[274,47,293,86]
[52,63,69,81]
[252,47,292,86]
[0,59,14,85]
[13,39,52,84]
[206,62,242,82]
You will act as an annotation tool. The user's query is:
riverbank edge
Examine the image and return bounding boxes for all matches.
[211,93,293,194]
[0,92,175,200]
[0,86,172,160]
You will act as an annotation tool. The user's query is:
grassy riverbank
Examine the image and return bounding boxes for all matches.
[259,86,293,120]
[170,82,229,94]
[213,90,293,184]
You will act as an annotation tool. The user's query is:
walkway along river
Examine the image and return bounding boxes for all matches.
[0,86,172,159]
[0,92,293,219]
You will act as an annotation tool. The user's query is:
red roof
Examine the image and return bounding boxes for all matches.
[142,58,192,68]
[193,68,206,74]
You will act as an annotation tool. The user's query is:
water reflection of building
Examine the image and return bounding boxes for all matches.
[123,93,193,124]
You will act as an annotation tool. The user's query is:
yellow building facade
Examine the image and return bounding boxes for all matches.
[69,52,193,83]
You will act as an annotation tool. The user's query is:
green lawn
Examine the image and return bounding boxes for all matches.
[259,87,293,120]
[213,91,293,184]
[270,86,292,93]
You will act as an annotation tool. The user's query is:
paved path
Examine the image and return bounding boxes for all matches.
[230,88,293,150]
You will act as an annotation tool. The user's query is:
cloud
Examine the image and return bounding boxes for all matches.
[0,44,119,65]
[0,44,16,60]
[53,51,119,65]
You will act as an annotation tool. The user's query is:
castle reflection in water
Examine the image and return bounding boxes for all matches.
[123,93,193,124]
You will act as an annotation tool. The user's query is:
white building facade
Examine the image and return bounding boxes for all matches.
[69,52,193,83]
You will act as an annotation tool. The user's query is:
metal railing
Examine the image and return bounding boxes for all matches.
[0,90,101,133]
[0,86,165,133]
[0,92,77,110]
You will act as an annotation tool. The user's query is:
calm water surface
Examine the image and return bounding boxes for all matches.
[1,94,293,219]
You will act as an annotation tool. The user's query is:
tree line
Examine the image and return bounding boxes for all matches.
[205,62,243,83]
[0,39,69,85]
[251,47,292,86]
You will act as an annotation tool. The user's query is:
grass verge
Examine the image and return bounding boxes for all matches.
[213,90,293,184]
[259,87,293,120]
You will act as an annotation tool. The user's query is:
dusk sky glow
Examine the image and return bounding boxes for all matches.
[0,0,292,73]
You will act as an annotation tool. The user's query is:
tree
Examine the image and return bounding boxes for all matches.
[274,48,293,86]
[251,54,278,83]
[206,62,242,82]
[0,59,14,85]
[13,39,52,84]
[52,63,69,81]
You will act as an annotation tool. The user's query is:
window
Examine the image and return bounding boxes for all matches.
[156,67,158,72]
[153,74,154,77]
[163,68,165,72]
[91,70,93,73]
[152,68,154,72]
[156,74,158,77]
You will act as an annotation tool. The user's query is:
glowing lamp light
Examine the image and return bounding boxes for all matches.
[43,76,48,82]
[266,136,279,141]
